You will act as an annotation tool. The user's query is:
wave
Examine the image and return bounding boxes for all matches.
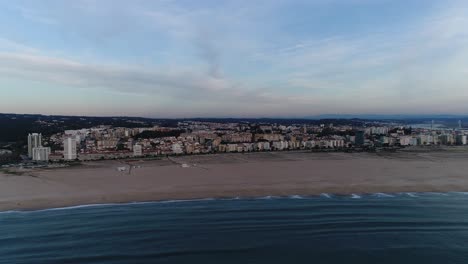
[289,195,304,199]
[425,192,449,196]
[258,196,281,200]
[2,192,466,213]
[451,192,468,195]
[373,193,395,198]
[158,198,216,204]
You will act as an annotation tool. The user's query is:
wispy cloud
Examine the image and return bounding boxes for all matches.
[1,0,468,116]
[0,38,38,53]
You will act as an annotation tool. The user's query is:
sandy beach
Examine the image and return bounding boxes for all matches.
[2,149,468,211]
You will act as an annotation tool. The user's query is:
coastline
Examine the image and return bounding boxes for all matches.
[2,150,468,211]
[3,192,468,213]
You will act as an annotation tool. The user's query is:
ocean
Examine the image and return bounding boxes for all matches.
[1,193,468,264]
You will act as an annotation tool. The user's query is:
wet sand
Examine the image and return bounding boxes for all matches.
[2,150,468,211]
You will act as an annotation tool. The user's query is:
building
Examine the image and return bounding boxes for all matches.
[64,137,77,160]
[172,143,183,154]
[97,139,119,150]
[355,131,365,146]
[254,134,283,142]
[133,144,143,157]
[28,133,42,158]
[0,149,12,156]
[439,134,455,145]
[456,135,467,145]
[32,147,51,161]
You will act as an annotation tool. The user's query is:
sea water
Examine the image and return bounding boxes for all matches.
[1,193,468,263]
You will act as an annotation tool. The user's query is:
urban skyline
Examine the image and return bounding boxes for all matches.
[1,0,468,117]
[12,119,468,165]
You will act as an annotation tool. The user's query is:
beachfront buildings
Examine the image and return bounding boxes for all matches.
[30,119,468,162]
[355,131,365,146]
[28,133,42,158]
[171,143,183,154]
[32,147,51,161]
[133,145,143,157]
[64,137,77,160]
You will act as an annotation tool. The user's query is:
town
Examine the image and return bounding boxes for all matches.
[20,119,468,163]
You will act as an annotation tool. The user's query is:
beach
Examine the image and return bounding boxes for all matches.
[2,149,468,211]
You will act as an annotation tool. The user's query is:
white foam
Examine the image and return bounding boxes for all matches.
[259,195,280,200]
[373,193,395,198]
[320,193,332,198]
[1,199,221,213]
[350,194,361,199]
[0,210,22,214]
[158,198,216,204]
[426,192,449,196]
[289,195,303,199]
[452,192,468,195]
[220,196,241,201]
[2,203,122,214]
[405,192,418,198]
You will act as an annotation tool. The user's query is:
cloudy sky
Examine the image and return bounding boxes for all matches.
[0,0,467,118]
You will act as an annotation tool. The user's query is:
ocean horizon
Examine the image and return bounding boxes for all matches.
[1,192,468,263]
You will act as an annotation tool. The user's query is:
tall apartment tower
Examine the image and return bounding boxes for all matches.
[355,131,365,146]
[28,133,42,158]
[64,137,77,160]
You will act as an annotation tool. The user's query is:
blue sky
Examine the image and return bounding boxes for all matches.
[0,0,467,117]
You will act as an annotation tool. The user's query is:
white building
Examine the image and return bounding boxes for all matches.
[28,133,42,158]
[227,144,238,152]
[64,137,77,160]
[32,147,50,161]
[399,136,411,146]
[171,143,183,154]
[133,144,143,157]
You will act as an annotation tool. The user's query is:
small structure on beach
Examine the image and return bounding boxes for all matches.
[117,166,127,172]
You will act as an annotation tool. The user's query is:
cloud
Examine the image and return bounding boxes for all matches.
[0,38,38,53]
[0,52,229,96]
[1,0,468,117]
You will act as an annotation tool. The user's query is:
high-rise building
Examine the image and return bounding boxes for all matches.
[355,131,365,146]
[64,137,77,160]
[28,133,42,158]
[32,147,50,161]
[456,135,467,145]
[133,144,143,157]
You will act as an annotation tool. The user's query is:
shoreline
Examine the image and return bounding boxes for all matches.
[2,191,468,213]
[3,150,468,211]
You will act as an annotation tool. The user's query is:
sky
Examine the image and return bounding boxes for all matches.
[0,0,467,118]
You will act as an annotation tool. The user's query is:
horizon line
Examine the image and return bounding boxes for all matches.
[2,112,468,121]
